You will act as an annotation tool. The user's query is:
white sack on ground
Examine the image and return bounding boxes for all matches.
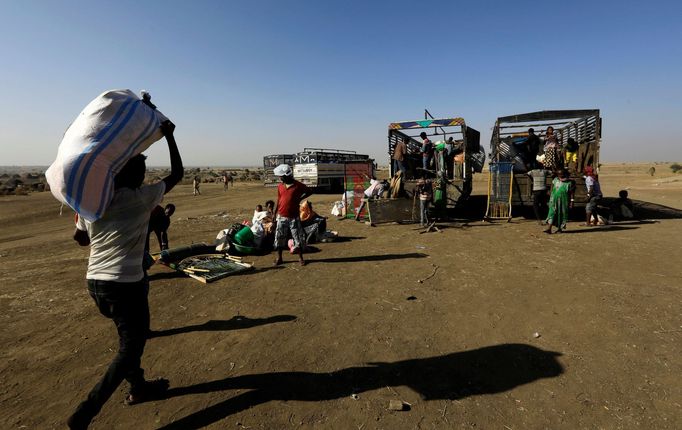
[46,89,169,221]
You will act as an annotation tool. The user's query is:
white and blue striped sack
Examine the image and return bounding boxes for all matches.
[46,89,169,222]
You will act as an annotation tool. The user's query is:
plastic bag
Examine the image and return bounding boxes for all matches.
[215,229,230,251]
[331,202,342,217]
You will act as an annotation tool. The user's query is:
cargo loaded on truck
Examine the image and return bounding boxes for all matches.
[388,112,485,209]
[489,109,601,210]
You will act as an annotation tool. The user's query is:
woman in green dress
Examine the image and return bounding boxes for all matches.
[544,169,574,234]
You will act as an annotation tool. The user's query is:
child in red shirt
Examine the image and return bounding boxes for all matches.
[272,164,312,266]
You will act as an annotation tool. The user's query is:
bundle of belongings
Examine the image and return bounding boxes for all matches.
[215,222,264,255]
[46,89,170,221]
[331,200,345,217]
[215,208,277,254]
[335,190,359,217]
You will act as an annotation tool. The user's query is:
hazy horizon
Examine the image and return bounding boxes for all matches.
[0,160,673,174]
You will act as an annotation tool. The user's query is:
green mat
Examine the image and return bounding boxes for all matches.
[175,255,253,283]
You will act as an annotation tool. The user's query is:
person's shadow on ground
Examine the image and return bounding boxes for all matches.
[157,343,563,429]
[310,252,428,264]
[148,315,296,338]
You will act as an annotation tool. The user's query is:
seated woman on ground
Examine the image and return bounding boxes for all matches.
[609,190,635,222]
[300,201,328,243]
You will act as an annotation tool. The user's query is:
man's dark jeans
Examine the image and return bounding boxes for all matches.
[393,159,406,177]
[72,279,150,423]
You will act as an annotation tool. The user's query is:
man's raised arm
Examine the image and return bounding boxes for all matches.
[160,120,184,194]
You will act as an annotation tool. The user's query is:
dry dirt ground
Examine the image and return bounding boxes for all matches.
[1,164,681,430]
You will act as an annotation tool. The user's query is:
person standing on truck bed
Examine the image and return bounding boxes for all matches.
[525,128,542,169]
[451,138,465,179]
[420,132,434,176]
[445,137,458,179]
[564,138,578,172]
[392,137,408,178]
[542,127,562,171]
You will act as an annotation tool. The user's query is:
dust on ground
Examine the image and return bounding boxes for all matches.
[1,163,681,429]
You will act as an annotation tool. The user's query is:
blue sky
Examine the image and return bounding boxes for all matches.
[1,0,681,166]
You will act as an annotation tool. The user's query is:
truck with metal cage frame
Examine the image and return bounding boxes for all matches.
[387,111,485,209]
[490,109,601,208]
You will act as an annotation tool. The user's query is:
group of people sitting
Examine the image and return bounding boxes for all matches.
[226,163,332,266]
[248,198,329,253]
[146,164,332,268]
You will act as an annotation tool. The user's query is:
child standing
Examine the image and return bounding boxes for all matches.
[564,138,578,172]
[147,203,175,251]
[272,164,312,266]
[584,166,602,226]
[265,200,275,216]
[415,179,433,226]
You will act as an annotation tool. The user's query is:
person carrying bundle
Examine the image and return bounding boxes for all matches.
[68,120,183,430]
